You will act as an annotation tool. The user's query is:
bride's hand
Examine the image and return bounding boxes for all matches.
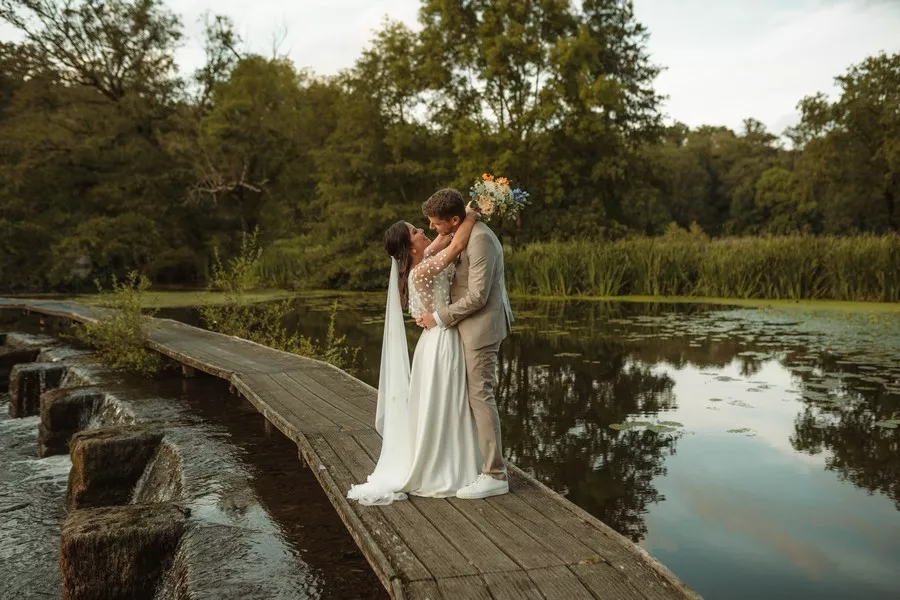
[465,202,481,220]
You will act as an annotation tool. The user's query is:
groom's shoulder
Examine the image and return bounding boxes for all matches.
[472,221,494,237]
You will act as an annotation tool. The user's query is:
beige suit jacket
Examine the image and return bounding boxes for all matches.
[436,222,514,349]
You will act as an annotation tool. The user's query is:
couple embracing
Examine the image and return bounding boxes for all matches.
[347,188,514,505]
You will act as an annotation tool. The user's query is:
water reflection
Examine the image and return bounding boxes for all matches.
[157,296,900,598]
[497,332,680,543]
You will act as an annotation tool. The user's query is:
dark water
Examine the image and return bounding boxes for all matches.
[0,312,384,600]
[0,395,69,599]
[162,296,900,600]
[162,376,383,599]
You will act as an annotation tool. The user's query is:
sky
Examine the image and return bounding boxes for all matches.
[2,0,899,135]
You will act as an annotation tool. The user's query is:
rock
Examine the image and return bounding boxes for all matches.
[8,362,68,418]
[3,332,59,349]
[38,387,108,457]
[60,503,188,600]
[0,347,40,390]
[131,440,183,504]
[66,426,164,510]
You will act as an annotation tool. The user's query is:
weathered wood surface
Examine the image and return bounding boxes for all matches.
[0,298,699,600]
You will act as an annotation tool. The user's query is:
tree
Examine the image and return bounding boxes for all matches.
[0,0,182,103]
[789,53,900,233]
[415,0,663,240]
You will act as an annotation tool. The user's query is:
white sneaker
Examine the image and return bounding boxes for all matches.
[456,474,509,500]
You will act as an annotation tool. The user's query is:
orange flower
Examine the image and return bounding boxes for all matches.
[497,177,509,186]
[482,173,494,182]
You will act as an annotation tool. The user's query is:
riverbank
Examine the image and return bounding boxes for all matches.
[47,289,900,315]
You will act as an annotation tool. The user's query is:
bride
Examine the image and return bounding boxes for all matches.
[347,207,481,505]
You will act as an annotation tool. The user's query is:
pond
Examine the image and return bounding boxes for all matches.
[164,295,900,599]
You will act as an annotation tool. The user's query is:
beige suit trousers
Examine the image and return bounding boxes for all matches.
[464,339,506,480]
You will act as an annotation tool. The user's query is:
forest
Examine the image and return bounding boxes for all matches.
[1,0,897,298]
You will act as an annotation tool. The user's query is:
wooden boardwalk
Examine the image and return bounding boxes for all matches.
[0,298,698,600]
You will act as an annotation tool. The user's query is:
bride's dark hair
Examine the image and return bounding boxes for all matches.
[384,221,413,309]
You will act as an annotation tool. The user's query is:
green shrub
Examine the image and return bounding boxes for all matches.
[76,271,162,376]
[201,229,360,371]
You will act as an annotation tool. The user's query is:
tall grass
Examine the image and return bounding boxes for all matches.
[506,234,900,303]
[202,229,360,371]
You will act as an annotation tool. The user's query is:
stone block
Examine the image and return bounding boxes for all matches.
[8,362,68,417]
[60,503,188,600]
[0,347,40,390]
[67,426,164,509]
[38,387,107,457]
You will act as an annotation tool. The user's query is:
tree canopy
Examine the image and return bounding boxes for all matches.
[1,0,897,292]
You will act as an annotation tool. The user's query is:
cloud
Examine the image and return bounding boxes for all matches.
[173,0,420,76]
[635,0,900,133]
[3,0,898,135]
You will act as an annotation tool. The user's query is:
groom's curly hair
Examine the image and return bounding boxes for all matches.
[422,188,467,221]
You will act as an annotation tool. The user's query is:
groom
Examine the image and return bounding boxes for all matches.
[417,188,514,499]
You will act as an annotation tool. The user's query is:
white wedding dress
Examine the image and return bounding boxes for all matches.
[347,252,480,505]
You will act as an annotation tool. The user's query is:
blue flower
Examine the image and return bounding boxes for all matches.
[511,188,529,204]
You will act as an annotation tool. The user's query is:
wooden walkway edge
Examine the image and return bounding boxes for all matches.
[0,298,700,600]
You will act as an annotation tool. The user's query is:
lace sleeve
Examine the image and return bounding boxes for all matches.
[410,247,458,313]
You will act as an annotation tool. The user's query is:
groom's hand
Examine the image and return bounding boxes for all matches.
[416,311,437,330]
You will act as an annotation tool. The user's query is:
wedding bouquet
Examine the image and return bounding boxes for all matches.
[468,173,529,223]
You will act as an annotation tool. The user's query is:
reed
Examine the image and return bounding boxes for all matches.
[506,234,900,303]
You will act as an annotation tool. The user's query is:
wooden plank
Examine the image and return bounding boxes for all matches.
[306,365,376,396]
[179,338,282,374]
[436,575,492,600]
[447,497,564,571]
[282,369,374,426]
[152,320,298,372]
[146,340,239,379]
[485,490,598,564]
[307,433,431,590]
[269,371,368,431]
[302,367,377,418]
[483,571,546,600]
[527,566,595,600]
[405,579,443,600]
[570,562,649,600]
[240,373,339,433]
[154,340,248,374]
[307,365,378,399]
[323,431,480,581]
[354,430,521,575]
[232,377,318,448]
[508,470,689,599]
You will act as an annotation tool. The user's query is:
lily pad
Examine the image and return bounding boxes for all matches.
[647,424,678,433]
[728,400,754,408]
[727,427,753,434]
[554,352,582,358]
[658,420,684,427]
[874,420,900,429]
[608,420,653,431]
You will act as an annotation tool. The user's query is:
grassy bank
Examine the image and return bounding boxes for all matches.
[55,289,900,315]
[72,289,294,309]
[505,234,900,303]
